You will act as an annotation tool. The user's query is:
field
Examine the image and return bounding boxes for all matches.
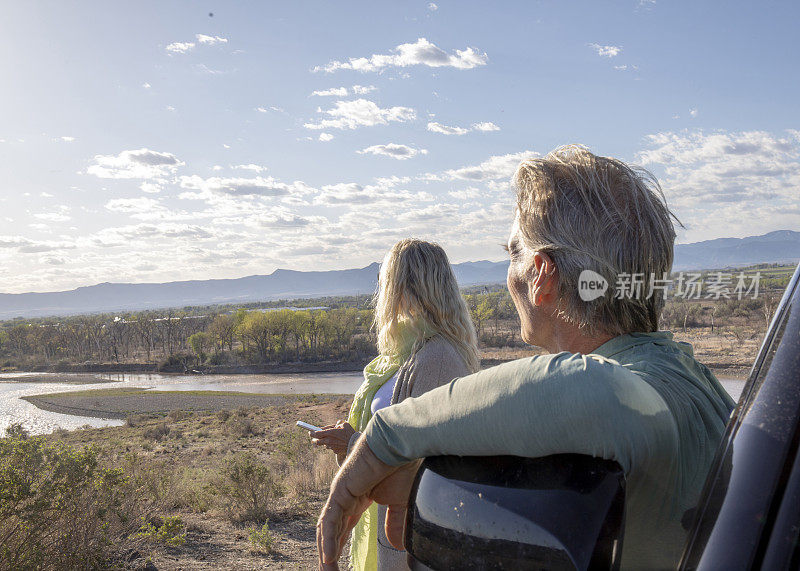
[2,395,351,570]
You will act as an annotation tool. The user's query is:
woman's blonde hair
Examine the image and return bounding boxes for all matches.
[374,239,480,372]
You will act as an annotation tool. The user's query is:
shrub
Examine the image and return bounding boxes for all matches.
[0,435,144,569]
[143,422,170,441]
[4,422,29,439]
[136,515,186,547]
[248,521,276,554]
[216,409,232,422]
[227,416,256,438]
[168,410,191,422]
[219,453,281,522]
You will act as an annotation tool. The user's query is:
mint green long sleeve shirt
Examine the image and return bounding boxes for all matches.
[364,332,735,570]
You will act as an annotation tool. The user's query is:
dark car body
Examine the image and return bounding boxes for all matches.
[406,263,800,570]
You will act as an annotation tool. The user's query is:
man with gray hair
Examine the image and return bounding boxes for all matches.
[317,146,735,570]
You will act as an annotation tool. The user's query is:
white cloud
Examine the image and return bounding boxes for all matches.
[303,99,415,130]
[232,164,268,173]
[166,34,227,54]
[358,143,428,160]
[178,175,312,198]
[105,197,163,214]
[92,223,213,246]
[448,187,483,200]
[424,150,536,182]
[166,41,195,54]
[428,3,438,11]
[427,121,499,135]
[59,136,75,142]
[140,182,162,194]
[142,82,151,89]
[86,148,183,179]
[427,122,469,135]
[689,108,699,118]
[311,85,378,97]
[314,181,423,206]
[398,203,459,223]
[314,38,488,73]
[196,34,228,45]
[311,87,349,97]
[472,122,500,132]
[318,133,334,142]
[588,43,622,58]
[34,212,71,222]
[259,209,323,229]
[638,129,800,240]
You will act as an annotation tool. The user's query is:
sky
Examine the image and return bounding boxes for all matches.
[0,0,798,294]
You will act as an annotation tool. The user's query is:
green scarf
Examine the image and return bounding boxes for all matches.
[348,319,433,571]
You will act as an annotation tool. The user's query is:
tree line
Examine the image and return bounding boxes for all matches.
[0,307,374,369]
[0,264,789,370]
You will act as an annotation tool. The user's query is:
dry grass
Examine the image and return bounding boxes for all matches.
[38,394,352,569]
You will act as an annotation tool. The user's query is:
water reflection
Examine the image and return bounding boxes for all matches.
[0,371,364,436]
[1,371,743,437]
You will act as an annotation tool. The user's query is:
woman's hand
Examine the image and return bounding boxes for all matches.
[311,421,357,462]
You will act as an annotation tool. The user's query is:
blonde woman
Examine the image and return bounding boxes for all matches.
[310,238,480,571]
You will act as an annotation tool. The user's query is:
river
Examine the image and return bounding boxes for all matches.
[1,371,747,436]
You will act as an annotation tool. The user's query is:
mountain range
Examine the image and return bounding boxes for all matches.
[1,230,797,319]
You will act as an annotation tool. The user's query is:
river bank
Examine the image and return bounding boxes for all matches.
[4,359,372,375]
[23,388,327,420]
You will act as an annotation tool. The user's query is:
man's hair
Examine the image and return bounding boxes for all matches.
[374,238,480,372]
[514,144,679,336]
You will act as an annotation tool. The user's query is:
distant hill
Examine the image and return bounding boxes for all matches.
[0,230,797,319]
[673,230,800,270]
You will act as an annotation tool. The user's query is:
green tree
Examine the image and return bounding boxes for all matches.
[188,332,212,362]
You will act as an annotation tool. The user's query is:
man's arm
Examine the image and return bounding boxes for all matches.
[367,352,674,470]
[317,352,675,568]
[316,437,419,570]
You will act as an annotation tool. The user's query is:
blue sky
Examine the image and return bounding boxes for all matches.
[0,0,798,293]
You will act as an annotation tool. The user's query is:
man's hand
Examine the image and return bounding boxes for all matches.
[316,436,421,570]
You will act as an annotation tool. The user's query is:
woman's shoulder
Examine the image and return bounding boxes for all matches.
[412,334,468,368]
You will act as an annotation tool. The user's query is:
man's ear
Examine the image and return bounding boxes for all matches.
[528,251,558,306]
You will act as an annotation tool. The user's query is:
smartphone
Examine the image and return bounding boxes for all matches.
[296,420,322,432]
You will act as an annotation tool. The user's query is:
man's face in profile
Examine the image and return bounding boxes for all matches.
[506,212,541,346]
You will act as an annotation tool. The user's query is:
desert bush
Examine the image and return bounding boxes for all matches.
[168,410,192,422]
[125,414,150,427]
[0,435,144,569]
[218,453,281,522]
[227,416,256,438]
[286,448,339,501]
[136,515,187,546]
[123,454,179,508]
[248,521,276,554]
[4,422,29,439]
[143,422,170,441]
[216,409,232,422]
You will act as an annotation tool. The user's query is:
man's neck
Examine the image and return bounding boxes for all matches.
[546,323,614,355]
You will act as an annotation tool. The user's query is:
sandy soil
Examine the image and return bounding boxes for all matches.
[24,389,306,420]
